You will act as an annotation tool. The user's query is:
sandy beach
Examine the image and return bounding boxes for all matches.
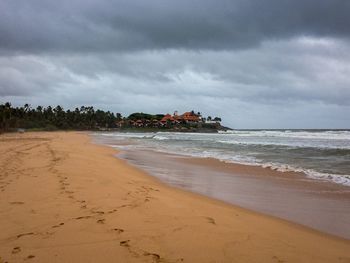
[1,132,350,263]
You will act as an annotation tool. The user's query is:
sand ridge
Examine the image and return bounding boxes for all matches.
[0,132,349,262]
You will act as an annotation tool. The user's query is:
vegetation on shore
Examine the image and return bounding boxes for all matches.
[0,102,120,132]
[0,102,226,133]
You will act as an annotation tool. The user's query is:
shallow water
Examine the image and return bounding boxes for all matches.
[94,130,350,186]
[93,131,350,239]
[118,149,350,239]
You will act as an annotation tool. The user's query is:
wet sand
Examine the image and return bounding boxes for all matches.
[1,132,350,263]
[115,148,350,240]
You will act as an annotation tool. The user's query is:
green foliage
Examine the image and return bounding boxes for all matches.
[0,103,224,133]
[127,112,162,121]
[154,114,165,120]
[0,102,120,132]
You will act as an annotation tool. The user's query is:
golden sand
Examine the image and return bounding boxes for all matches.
[0,132,349,262]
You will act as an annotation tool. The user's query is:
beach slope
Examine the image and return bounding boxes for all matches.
[0,132,349,262]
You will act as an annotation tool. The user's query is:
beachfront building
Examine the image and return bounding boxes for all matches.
[179,111,201,123]
[160,114,175,125]
[159,111,202,126]
[116,110,215,129]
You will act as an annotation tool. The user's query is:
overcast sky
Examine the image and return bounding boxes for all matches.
[1,0,350,128]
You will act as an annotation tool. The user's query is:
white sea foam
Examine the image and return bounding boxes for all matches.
[168,149,350,187]
[259,162,350,186]
[95,130,350,187]
[111,140,350,187]
[304,170,350,186]
[216,139,350,150]
[153,135,170,140]
[219,130,350,140]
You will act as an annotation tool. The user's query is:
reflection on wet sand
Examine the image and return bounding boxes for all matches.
[118,149,350,240]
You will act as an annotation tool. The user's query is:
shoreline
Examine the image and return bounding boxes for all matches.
[113,147,350,240]
[93,130,350,188]
[1,131,349,262]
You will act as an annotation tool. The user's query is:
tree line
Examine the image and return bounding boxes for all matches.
[0,102,122,132]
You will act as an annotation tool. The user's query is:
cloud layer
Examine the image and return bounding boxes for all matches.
[1,0,350,128]
[1,0,350,53]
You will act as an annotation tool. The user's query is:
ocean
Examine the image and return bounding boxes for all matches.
[94,129,350,186]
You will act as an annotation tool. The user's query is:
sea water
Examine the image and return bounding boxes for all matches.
[94,130,350,186]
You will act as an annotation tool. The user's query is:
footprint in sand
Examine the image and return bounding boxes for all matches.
[143,252,161,261]
[97,219,106,224]
[9,201,24,205]
[112,228,124,234]
[204,217,216,225]
[52,222,64,228]
[78,200,87,208]
[17,232,34,239]
[118,237,164,262]
[120,240,130,247]
[12,247,21,254]
[75,216,92,220]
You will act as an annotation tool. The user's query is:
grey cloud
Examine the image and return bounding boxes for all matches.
[35,38,349,106]
[1,1,350,128]
[0,55,76,96]
[1,37,349,108]
[1,0,350,53]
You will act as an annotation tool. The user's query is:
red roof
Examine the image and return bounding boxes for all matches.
[159,111,201,123]
[181,112,200,121]
[160,114,175,123]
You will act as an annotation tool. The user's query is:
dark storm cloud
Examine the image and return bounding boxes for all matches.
[39,38,349,106]
[1,0,350,53]
[1,0,350,128]
[2,38,350,106]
